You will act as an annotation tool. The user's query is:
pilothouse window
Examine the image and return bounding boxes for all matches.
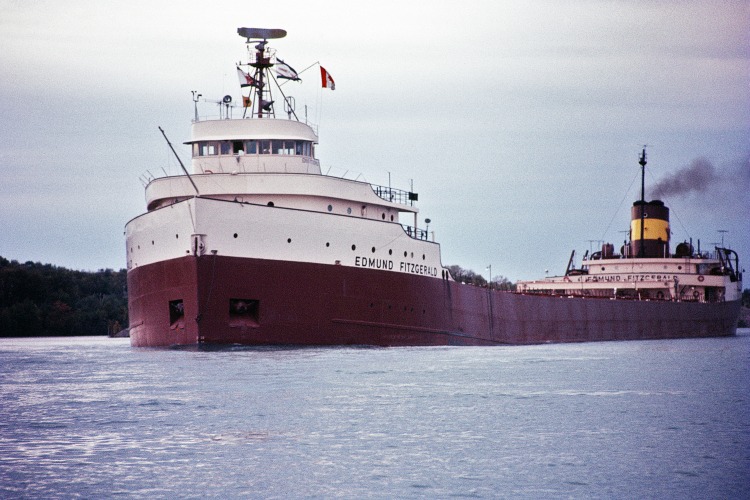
[199,142,218,156]
[193,139,314,157]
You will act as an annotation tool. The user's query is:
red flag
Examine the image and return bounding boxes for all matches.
[320,66,335,90]
[237,67,258,88]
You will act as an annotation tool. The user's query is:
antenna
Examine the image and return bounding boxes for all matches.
[237,27,287,41]
[191,90,202,122]
[237,27,286,119]
[284,95,296,119]
[638,146,647,257]
[717,229,728,247]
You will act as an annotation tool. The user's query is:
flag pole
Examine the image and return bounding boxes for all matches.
[278,61,320,86]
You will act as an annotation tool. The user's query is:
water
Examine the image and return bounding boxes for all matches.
[1,332,749,499]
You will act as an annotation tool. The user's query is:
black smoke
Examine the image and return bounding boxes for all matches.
[650,157,719,199]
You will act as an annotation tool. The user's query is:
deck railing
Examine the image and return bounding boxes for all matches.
[402,225,428,240]
[371,185,418,206]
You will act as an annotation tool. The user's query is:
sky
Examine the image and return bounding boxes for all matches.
[0,0,748,281]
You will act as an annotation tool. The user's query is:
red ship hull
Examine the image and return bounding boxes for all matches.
[127,255,741,347]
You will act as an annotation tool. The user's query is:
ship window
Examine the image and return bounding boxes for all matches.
[200,142,218,156]
[220,141,231,155]
[233,141,244,154]
[192,143,199,157]
[260,140,271,154]
[295,141,303,155]
[245,140,258,154]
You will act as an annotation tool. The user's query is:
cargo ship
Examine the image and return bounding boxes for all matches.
[125,28,742,347]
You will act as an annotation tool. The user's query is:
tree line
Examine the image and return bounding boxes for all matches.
[0,256,128,337]
[446,265,516,290]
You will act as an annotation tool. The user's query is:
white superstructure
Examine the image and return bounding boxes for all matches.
[125,28,449,281]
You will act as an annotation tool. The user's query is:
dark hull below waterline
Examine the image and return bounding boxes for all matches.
[127,255,741,347]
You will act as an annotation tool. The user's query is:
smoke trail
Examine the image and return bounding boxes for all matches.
[650,157,719,199]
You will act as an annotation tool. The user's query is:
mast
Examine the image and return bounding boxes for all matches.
[237,27,287,119]
[638,148,646,258]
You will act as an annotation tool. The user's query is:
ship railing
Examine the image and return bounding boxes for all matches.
[371,184,418,206]
[402,225,429,240]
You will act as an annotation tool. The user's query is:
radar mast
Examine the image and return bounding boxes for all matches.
[237,27,287,119]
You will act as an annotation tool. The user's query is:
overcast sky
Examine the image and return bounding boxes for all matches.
[1,0,748,281]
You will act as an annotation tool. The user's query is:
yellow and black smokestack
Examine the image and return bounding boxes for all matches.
[629,199,670,258]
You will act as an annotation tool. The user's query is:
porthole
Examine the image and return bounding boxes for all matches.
[327,204,333,212]
[390,215,394,221]
[287,238,292,243]
[411,252,414,258]
[371,247,376,253]
[347,207,352,215]
[422,254,425,260]
[152,240,154,245]
[176,234,179,239]
[404,251,408,257]
[137,245,140,250]
[678,265,682,270]
[601,267,605,271]
[233,233,238,238]
[381,213,385,220]
[388,249,392,255]
[352,244,356,251]
[326,242,330,247]
[267,201,275,207]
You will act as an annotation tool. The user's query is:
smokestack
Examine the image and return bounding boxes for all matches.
[629,200,670,258]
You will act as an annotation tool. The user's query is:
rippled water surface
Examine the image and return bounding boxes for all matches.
[1,331,749,498]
